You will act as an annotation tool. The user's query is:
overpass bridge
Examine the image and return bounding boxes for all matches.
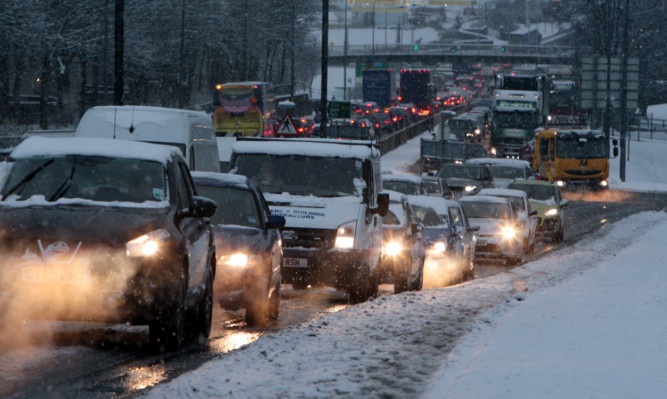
[327,43,576,66]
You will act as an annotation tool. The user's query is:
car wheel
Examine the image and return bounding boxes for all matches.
[245,294,269,327]
[554,229,564,243]
[268,277,281,320]
[410,259,424,291]
[292,280,308,290]
[149,268,186,352]
[393,264,409,294]
[348,263,370,303]
[187,267,213,345]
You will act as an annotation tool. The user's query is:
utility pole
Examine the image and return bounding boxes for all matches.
[114,0,124,105]
[178,0,186,108]
[320,0,329,137]
[102,0,109,104]
[343,0,348,100]
[291,1,296,98]
[619,0,631,182]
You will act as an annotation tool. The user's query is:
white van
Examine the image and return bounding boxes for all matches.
[229,137,389,303]
[75,105,220,172]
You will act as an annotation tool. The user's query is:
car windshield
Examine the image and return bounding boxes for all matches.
[509,184,555,201]
[556,133,608,159]
[233,154,363,197]
[492,110,539,129]
[461,201,510,219]
[1,155,166,203]
[437,165,483,180]
[488,165,526,179]
[383,209,401,226]
[382,180,420,196]
[195,185,261,228]
[422,180,440,194]
[411,204,447,227]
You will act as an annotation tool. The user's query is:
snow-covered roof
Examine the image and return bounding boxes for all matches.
[477,188,529,199]
[10,136,180,164]
[381,173,422,184]
[466,158,531,168]
[382,189,408,204]
[191,171,248,186]
[407,195,459,213]
[458,195,510,205]
[232,138,379,159]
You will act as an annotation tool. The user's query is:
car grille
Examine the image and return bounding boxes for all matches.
[281,228,336,250]
[564,169,603,176]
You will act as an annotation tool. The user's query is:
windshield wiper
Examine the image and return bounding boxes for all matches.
[48,162,76,202]
[1,158,55,201]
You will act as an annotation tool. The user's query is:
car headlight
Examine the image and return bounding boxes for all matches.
[474,129,481,135]
[126,229,171,257]
[219,253,261,268]
[432,241,447,254]
[599,180,608,187]
[464,185,477,192]
[501,225,517,240]
[545,208,559,216]
[384,241,402,256]
[555,180,565,188]
[335,221,356,249]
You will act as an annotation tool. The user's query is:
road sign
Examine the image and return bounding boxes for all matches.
[276,112,298,136]
[327,101,351,119]
[581,56,639,109]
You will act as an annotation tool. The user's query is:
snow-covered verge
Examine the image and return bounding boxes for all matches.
[424,211,667,399]
[144,210,667,398]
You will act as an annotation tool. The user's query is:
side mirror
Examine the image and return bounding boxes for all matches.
[612,138,619,146]
[469,225,480,232]
[191,196,217,218]
[560,199,570,207]
[529,209,538,216]
[375,192,390,217]
[411,222,423,235]
[267,215,286,229]
[613,147,619,158]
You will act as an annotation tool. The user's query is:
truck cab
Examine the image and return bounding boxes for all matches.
[533,129,617,190]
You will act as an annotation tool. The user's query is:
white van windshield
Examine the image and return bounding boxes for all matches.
[233,154,363,197]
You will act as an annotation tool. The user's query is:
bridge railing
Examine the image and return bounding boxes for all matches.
[328,43,575,58]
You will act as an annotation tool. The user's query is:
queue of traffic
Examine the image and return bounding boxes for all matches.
[0,97,585,353]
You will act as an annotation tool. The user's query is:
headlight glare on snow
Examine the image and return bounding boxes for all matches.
[126,229,171,257]
[219,253,260,268]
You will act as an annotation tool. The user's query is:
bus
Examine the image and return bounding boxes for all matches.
[491,90,542,157]
[212,82,277,137]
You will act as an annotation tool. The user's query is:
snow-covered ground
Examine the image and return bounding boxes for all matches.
[143,133,667,398]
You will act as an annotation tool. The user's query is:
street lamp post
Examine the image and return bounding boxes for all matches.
[343,0,348,100]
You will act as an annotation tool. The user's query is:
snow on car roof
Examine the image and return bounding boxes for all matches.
[477,188,529,198]
[407,195,459,213]
[382,189,408,203]
[458,195,511,204]
[10,136,180,164]
[191,171,248,186]
[381,173,422,183]
[466,158,531,168]
[232,138,379,159]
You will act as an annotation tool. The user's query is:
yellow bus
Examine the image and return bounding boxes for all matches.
[533,129,617,190]
[212,82,277,137]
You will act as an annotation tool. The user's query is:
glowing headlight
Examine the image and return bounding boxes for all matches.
[335,221,356,249]
[555,180,565,188]
[490,147,497,156]
[464,185,477,192]
[384,241,402,256]
[501,225,517,240]
[126,229,171,257]
[600,180,608,187]
[545,208,559,216]
[219,253,261,268]
[474,129,481,135]
[432,241,447,254]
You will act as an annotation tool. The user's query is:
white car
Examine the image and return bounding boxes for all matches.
[466,158,534,188]
[459,195,524,265]
[477,188,539,252]
[381,172,427,196]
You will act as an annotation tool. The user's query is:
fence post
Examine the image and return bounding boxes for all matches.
[650,114,653,140]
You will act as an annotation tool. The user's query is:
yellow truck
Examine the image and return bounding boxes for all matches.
[532,129,618,190]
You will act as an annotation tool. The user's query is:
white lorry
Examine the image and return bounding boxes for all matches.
[229,137,389,303]
[75,105,220,172]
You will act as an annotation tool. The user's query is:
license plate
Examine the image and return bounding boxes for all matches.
[283,257,308,268]
[21,266,91,284]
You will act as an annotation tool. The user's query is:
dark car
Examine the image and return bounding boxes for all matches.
[0,136,217,351]
[436,163,494,197]
[409,196,478,286]
[388,107,410,129]
[421,175,453,199]
[379,191,425,293]
[192,171,285,326]
[369,111,394,135]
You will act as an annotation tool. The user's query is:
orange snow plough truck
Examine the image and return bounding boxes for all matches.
[532,128,618,190]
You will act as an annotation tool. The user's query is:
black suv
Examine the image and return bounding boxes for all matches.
[0,136,217,351]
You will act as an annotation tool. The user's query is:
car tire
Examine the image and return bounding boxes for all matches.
[410,260,424,291]
[268,277,281,320]
[348,263,370,303]
[187,267,213,345]
[245,295,269,328]
[393,264,409,294]
[554,229,564,243]
[149,268,186,352]
[292,280,308,290]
